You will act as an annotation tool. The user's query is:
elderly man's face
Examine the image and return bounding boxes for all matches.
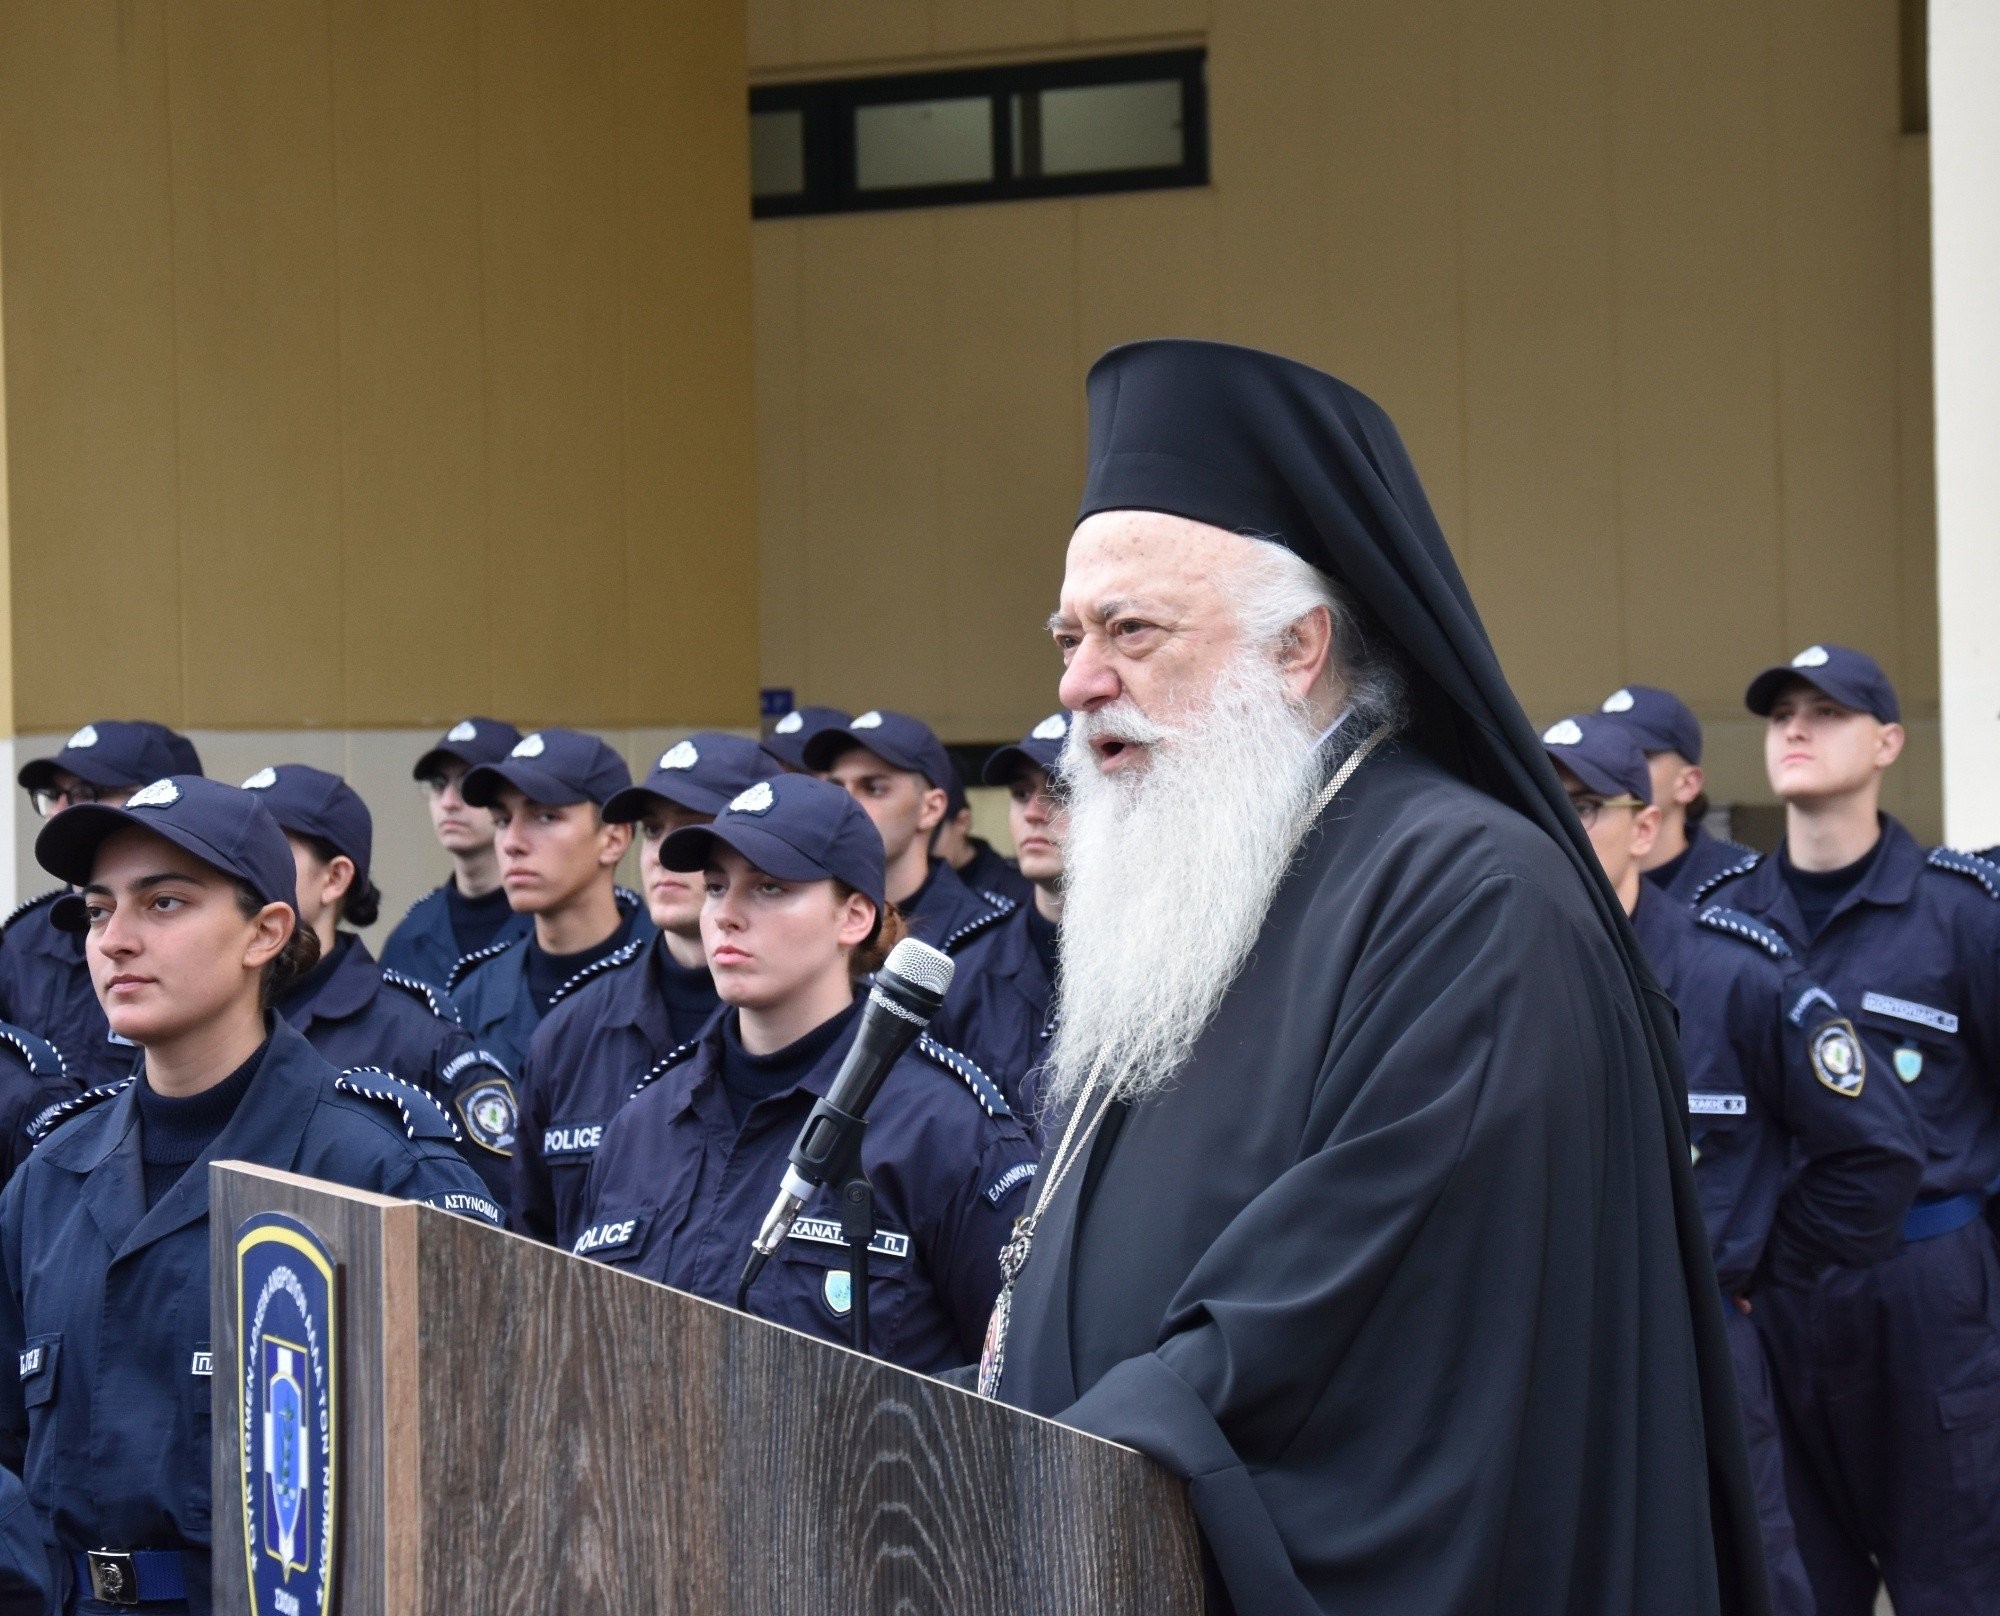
[1053,512,1259,776]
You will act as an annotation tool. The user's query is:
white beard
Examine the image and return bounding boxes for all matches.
[1043,655,1328,1113]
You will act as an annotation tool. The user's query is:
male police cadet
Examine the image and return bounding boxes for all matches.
[758,705,851,775]
[1596,684,1756,905]
[509,733,778,1248]
[1,722,203,1089]
[244,763,517,1202]
[0,774,496,1615]
[929,714,1071,1124]
[380,717,532,991]
[447,729,655,1076]
[930,767,1033,910]
[802,711,1016,958]
[1543,713,1921,1616]
[1698,643,2000,1616]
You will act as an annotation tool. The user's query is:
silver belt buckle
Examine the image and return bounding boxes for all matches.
[86,1549,139,1606]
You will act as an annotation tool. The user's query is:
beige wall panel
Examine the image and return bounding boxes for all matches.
[753,224,812,697]
[931,0,1073,59]
[0,3,183,728]
[1893,136,1937,716]
[164,2,346,727]
[1072,0,1209,45]
[329,0,491,727]
[747,0,799,73]
[794,0,930,70]
[1073,190,1217,360]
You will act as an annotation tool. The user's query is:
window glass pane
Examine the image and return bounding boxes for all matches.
[750,108,805,198]
[855,96,993,190]
[1037,79,1183,176]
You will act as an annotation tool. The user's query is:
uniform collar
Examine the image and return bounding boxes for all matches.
[665,1006,863,1121]
[906,859,1014,952]
[281,933,380,1029]
[1736,814,1923,939]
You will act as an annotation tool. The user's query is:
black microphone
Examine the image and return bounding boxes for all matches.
[738,938,955,1300]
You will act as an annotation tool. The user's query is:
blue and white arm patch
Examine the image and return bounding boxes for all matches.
[1786,983,1841,1028]
[421,1188,503,1226]
[1695,905,1792,961]
[983,1160,1037,1205]
[914,1035,1011,1119]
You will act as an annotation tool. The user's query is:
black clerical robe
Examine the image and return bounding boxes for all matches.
[999,744,1724,1615]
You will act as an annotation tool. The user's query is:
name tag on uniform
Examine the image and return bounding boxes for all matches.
[1688,1093,1748,1116]
[1861,992,1958,1036]
[573,1217,642,1257]
[788,1217,910,1261]
[191,1350,212,1377]
[17,1347,40,1378]
[542,1124,604,1160]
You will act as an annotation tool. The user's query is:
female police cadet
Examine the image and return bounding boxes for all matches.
[571,774,1037,1375]
[0,775,497,1614]
[243,764,518,1202]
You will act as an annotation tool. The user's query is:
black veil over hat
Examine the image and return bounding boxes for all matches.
[1076,338,1764,1608]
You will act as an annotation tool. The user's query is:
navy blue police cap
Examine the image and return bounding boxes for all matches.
[241,764,373,882]
[760,705,853,772]
[413,717,522,781]
[658,773,886,910]
[603,732,783,822]
[801,709,954,793]
[18,720,203,796]
[460,728,632,810]
[983,712,1072,786]
[1744,644,1901,725]
[37,775,301,930]
[1597,685,1702,763]
[1539,715,1653,805]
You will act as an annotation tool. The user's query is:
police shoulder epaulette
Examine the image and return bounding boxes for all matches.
[334,1067,463,1144]
[0,888,61,938]
[914,1035,1011,1119]
[547,935,648,1010]
[943,891,1018,954]
[0,1023,64,1084]
[380,968,458,1023]
[1695,905,1792,961]
[614,885,645,914]
[1689,853,1762,906]
[1927,846,2000,901]
[444,937,516,994]
[629,1034,703,1100]
[27,1076,133,1144]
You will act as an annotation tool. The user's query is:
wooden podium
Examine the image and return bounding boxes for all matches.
[210,1163,1202,1615]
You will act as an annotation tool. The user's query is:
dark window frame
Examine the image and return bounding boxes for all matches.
[751,48,1208,219]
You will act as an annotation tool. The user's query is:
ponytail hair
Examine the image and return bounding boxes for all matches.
[300,833,380,928]
[835,883,906,981]
[233,883,322,1008]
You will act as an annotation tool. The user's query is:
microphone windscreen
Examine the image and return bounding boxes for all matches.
[881,936,954,999]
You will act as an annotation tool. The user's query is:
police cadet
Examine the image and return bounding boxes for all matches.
[0,775,497,1615]
[931,767,1033,910]
[243,763,518,1202]
[380,717,532,990]
[2,722,203,1089]
[802,711,1016,957]
[1596,684,1756,905]
[1543,714,1922,1616]
[929,714,1070,1124]
[1698,644,2000,1616]
[758,705,851,774]
[572,774,1036,1374]
[509,732,778,1247]
[448,729,655,1076]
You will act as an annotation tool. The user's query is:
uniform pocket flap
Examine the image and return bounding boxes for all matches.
[17,1334,58,1406]
[1938,1377,2000,1432]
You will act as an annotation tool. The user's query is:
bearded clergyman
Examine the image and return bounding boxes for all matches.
[979,341,1769,1616]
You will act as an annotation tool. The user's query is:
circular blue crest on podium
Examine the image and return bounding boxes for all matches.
[237,1212,339,1616]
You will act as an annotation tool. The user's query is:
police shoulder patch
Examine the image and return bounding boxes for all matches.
[380,968,457,1023]
[1927,846,2000,902]
[1808,1019,1867,1098]
[455,1072,518,1157]
[334,1068,463,1143]
[0,1023,64,1084]
[0,888,62,937]
[1689,853,1763,906]
[1695,905,1792,960]
[913,1035,1011,1119]
[28,1076,134,1144]
[630,1035,703,1100]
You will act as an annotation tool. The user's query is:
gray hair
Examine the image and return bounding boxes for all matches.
[1233,538,1406,739]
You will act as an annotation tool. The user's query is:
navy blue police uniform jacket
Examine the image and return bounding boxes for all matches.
[901,862,1014,959]
[1632,889,1922,1292]
[509,933,719,1249]
[956,840,1034,911]
[445,890,654,1078]
[572,1012,1038,1375]
[0,1017,498,1615]
[379,882,532,995]
[0,1464,54,1615]
[0,893,133,1093]
[1699,818,2000,1221]
[0,1026,72,1197]
[926,905,1055,1128]
[1647,823,1759,908]
[280,934,517,1203]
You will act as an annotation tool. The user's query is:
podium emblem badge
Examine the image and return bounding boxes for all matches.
[238,1212,339,1616]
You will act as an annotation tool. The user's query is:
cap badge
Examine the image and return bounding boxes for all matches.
[66,724,99,750]
[1601,689,1635,714]
[446,720,478,743]
[773,711,804,735]
[1542,719,1584,746]
[128,779,181,810]
[1031,714,1068,741]
[729,781,776,815]
[242,767,278,790]
[512,733,546,758]
[852,711,885,730]
[659,741,699,771]
[1792,645,1831,668]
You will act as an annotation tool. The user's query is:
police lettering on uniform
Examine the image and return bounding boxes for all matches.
[509,733,779,1247]
[1699,644,2000,1615]
[1,722,203,1089]
[1543,714,1922,1616]
[243,763,518,1202]
[446,730,656,1076]
[572,773,1036,1373]
[929,714,1071,1125]
[758,705,851,775]
[0,774,496,1615]
[1595,685,1755,904]
[0,1026,72,1198]
[380,718,532,991]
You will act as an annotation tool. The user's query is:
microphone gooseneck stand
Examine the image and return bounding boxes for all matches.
[837,1171,875,1356]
